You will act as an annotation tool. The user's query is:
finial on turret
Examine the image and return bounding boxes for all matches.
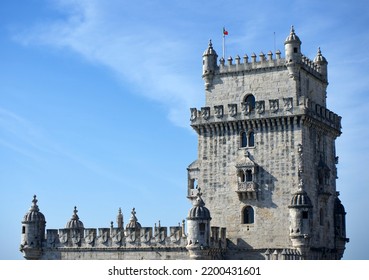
[72,206,78,219]
[314,47,327,63]
[30,195,40,212]
[285,25,301,44]
[130,208,137,222]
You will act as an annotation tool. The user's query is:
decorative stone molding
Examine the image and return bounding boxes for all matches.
[283,97,293,111]
[269,99,279,113]
[201,107,210,120]
[228,104,237,117]
[214,105,224,118]
[255,101,265,114]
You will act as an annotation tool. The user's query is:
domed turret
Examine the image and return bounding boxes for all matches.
[334,194,349,259]
[65,206,84,229]
[314,47,328,82]
[126,208,141,229]
[186,188,212,259]
[117,208,124,229]
[188,192,211,220]
[284,26,302,78]
[20,195,46,259]
[289,189,312,208]
[288,188,313,258]
[202,40,218,89]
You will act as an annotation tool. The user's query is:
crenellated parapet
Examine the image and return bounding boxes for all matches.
[190,96,341,136]
[202,27,328,90]
[46,225,188,249]
[217,50,285,74]
[212,51,327,83]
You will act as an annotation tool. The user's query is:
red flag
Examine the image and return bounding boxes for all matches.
[223,27,228,36]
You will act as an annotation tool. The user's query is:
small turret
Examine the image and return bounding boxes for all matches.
[334,193,349,259]
[117,208,124,229]
[202,40,218,89]
[314,47,328,82]
[288,189,313,258]
[126,208,141,241]
[20,195,46,259]
[284,26,302,79]
[186,188,212,259]
[65,206,84,230]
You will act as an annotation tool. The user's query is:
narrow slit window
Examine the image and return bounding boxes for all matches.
[241,131,247,147]
[248,132,255,147]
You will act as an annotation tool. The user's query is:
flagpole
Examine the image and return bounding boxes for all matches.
[222,32,225,59]
[222,27,228,59]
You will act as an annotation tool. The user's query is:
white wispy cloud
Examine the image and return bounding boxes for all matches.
[14,0,203,128]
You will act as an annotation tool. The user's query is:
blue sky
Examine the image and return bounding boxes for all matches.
[0,0,368,260]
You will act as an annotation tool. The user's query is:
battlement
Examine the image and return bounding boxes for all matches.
[215,51,325,79]
[44,224,226,250]
[45,225,187,249]
[218,51,285,73]
[190,96,341,134]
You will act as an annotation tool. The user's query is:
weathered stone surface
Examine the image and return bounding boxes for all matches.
[20,27,348,260]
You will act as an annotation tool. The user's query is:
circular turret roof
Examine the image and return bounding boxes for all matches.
[203,40,218,56]
[313,47,327,64]
[126,208,142,229]
[285,26,301,44]
[65,206,84,229]
[289,189,312,208]
[188,188,211,220]
[23,195,46,223]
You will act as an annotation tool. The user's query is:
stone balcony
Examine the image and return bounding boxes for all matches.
[236,181,259,200]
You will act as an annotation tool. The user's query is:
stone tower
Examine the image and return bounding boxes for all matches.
[20,195,46,260]
[188,26,348,259]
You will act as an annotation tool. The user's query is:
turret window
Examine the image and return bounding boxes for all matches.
[302,211,309,219]
[22,226,25,234]
[199,223,205,236]
[242,206,254,224]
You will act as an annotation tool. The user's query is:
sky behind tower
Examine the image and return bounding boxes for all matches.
[0,0,368,259]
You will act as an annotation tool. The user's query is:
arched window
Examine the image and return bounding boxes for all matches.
[248,132,254,147]
[241,131,247,147]
[243,206,254,224]
[244,94,256,111]
[246,170,252,182]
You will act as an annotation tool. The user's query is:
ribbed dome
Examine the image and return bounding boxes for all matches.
[290,190,312,208]
[65,206,84,229]
[23,195,45,223]
[126,208,141,229]
[313,47,327,63]
[203,40,217,56]
[285,26,301,43]
[188,189,211,220]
